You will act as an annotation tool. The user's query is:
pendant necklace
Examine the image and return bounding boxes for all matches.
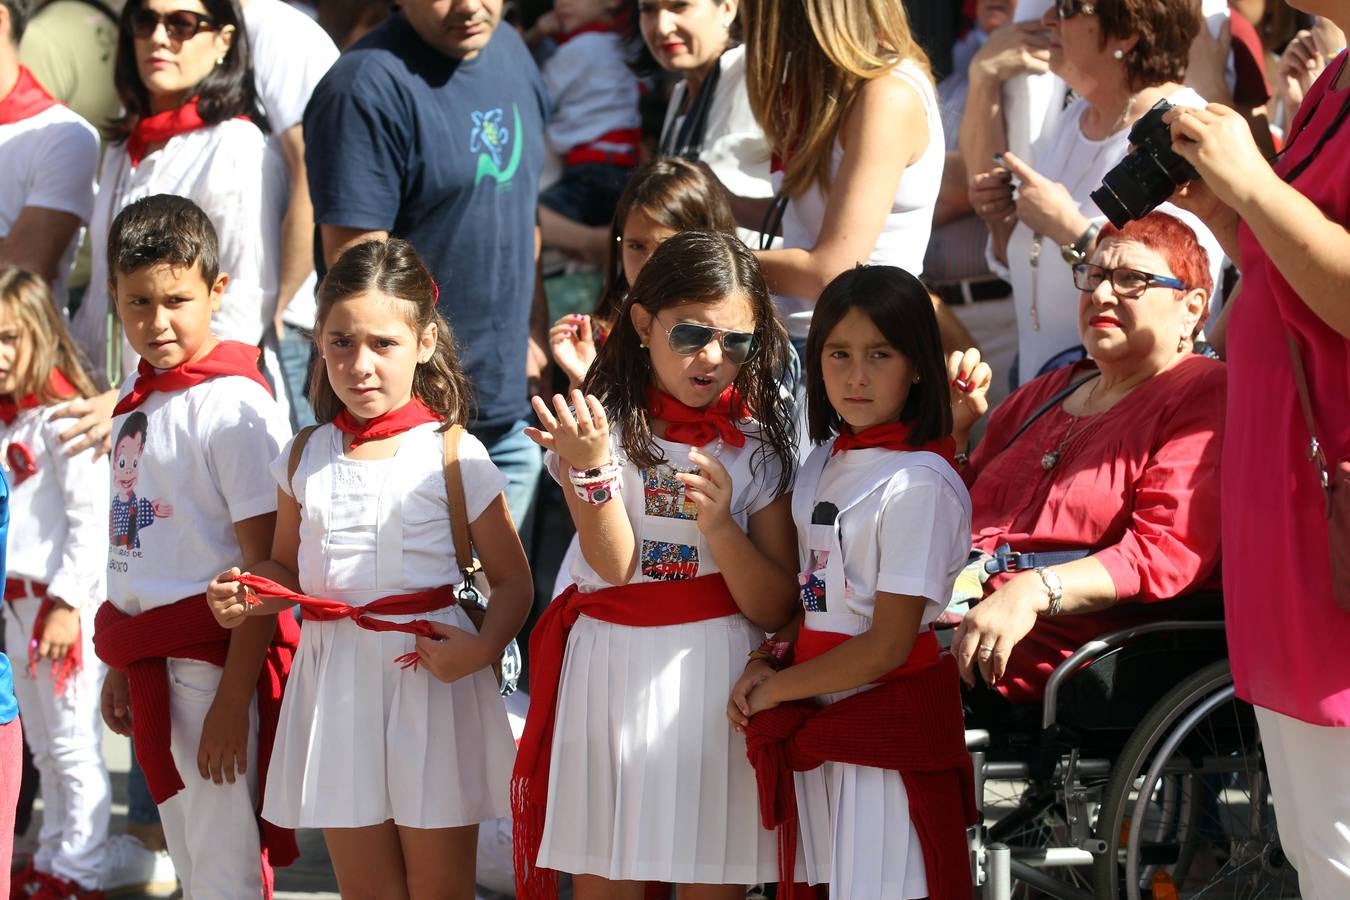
[1041,378,1104,471]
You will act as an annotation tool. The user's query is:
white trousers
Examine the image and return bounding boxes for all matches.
[157,659,262,900]
[1255,705,1350,900]
[4,596,110,889]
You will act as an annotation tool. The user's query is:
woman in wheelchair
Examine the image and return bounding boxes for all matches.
[945,211,1226,711]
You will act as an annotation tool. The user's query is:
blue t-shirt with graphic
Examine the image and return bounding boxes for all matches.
[305,16,549,431]
[0,469,17,725]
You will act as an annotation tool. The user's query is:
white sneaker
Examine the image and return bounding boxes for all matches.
[100,834,178,896]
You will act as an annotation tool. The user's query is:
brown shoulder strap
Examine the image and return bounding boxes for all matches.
[442,425,475,568]
[286,425,320,498]
[1284,331,1331,492]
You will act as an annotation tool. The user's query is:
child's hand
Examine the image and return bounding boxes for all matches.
[37,600,80,661]
[947,348,993,444]
[727,658,776,731]
[525,390,612,470]
[549,314,598,389]
[744,673,782,718]
[101,669,133,736]
[676,449,734,537]
[413,622,491,684]
[207,568,253,629]
[198,697,249,785]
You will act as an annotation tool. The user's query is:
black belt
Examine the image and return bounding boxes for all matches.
[983,543,1091,575]
[933,278,1011,306]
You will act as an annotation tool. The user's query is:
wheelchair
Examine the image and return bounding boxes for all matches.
[966,598,1297,900]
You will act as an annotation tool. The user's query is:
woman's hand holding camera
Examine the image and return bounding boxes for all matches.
[1165,104,1277,215]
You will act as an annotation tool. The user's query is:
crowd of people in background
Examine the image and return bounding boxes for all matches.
[0,0,1346,898]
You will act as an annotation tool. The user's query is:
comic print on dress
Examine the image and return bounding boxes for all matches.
[109,412,172,552]
[640,461,699,580]
[799,548,829,612]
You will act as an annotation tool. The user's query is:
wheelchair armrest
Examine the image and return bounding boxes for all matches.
[966,728,991,750]
[1041,620,1225,731]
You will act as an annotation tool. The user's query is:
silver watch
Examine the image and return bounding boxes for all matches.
[1035,566,1064,616]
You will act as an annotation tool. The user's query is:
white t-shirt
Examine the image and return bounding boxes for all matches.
[74,120,288,383]
[993,87,1226,386]
[0,103,99,294]
[1,405,109,608]
[775,60,945,340]
[272,422,506,600]
[106,374,291,614]
[541,31,640,159]
[549,423,787,591]
[244,0,338,329]
[797,444,971,625]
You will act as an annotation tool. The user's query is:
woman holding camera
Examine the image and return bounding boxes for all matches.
[961,0,1218,387]
[1164,7,1350,894]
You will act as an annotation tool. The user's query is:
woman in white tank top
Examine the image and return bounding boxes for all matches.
[738,0,947,343]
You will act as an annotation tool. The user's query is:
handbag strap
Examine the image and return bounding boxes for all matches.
[1000,371,1102,454]
[1282,331,1332,495]
[442,424,477,574]
[286,425,320,498]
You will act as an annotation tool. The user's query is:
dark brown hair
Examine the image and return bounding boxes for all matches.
[583,230,794,494]
[1097,0,1200,89]
[0,266,99,401]
[596,157,736,327]
[0,0,34,43]
[311,239,471,427]
[107,194,220,284]
[805,265,952,446]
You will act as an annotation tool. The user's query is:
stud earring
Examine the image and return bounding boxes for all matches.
[1112,48,1124,59]
[913,374,921,384]
[216,56,225,65]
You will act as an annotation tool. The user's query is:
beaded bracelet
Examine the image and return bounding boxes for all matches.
[747,638,792,671]
[569,461,621,506]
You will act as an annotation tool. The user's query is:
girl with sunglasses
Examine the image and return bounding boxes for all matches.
[0,267,113,900]
[515,230,797,900]
[69,0,284,398]
[730,265,977,900]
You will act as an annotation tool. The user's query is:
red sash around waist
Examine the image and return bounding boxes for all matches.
[92,596,300,893]
[230,573,456,670]
[563,127,642,167]
[512,574,742,900]
[744,628,977,900]
[5,580,82,697]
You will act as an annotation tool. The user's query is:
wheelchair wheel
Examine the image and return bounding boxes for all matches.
[1092,660,1297,899]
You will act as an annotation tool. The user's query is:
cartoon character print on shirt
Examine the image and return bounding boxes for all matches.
[109,411,172,552]
[800,548,829,612]
[471,104,524,188]
[640,461,700,581]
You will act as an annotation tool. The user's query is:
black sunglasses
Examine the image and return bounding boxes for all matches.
[129,7,219,41]
[1055,0,1096,19]
[653,317,760,365]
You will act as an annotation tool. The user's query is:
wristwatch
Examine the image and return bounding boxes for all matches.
[1060,223,1101,265]
[1035,566,1064,616]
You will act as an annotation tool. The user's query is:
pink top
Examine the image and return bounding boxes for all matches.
[1225,58,1350,726]
[966,356,1226,703]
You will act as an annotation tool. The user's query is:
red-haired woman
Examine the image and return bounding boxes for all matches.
[945,211,1225,705]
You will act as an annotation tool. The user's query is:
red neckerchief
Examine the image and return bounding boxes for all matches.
[112,341,272,416]
[0,369,79,425]
[0,66,59,126]
[831,421,957,467]
[646,386,747,448]
[333,397,440,449]
[126,97,215,166]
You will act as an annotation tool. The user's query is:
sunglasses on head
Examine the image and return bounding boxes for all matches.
[653,317,760,365]
[1055,0,1096,19]
[129,7,219,40]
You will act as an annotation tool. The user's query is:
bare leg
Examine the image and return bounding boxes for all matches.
[324,822,410,900]
[398,823,479,900]
[572,873,648,900]
[677,884,748,900]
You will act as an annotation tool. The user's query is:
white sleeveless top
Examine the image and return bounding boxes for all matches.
[775,59,945,339]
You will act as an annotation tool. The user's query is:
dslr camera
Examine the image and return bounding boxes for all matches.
[1091,98,1198,228]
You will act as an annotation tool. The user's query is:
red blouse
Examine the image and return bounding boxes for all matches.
[965,355,1226,703]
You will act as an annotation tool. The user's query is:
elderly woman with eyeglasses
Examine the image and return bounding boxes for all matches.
[961,0,1225,390]
[942,211,1225,706]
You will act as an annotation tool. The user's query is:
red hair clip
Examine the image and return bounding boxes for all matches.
[430,279,440,303]
[6,442,37,485]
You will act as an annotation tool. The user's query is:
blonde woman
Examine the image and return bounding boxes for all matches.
[739,0,946,349]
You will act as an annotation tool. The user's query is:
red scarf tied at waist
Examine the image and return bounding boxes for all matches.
[512,574,743,900]
[745,628,978,900]
[831,421,957,468]
[4,580,82,697]
[113,341,272,416]
[0,66,59,125]
[332,397,441,449]
[229,571,456,669]
[646,386,747,449]
[92,596,301,892]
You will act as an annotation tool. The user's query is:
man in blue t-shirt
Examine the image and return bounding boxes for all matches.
[304,0,549,525]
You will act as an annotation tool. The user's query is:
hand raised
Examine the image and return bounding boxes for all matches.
[525,390,612,470]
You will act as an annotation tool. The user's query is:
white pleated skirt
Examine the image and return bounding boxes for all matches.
[263,604,515,829]
[536,613,778,884]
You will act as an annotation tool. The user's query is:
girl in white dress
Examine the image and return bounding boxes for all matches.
[729,266,976,900]
[205,238,531,898]
[514,230,799,900]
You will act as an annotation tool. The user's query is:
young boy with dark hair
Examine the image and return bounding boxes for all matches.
[92,194,299,900]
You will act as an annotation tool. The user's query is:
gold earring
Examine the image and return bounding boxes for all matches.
[913,373,921,384]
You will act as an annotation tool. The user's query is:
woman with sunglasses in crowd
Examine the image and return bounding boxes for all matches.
[945,211,1225,714]
[69,0,284,394]
[962,0,1224,389]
